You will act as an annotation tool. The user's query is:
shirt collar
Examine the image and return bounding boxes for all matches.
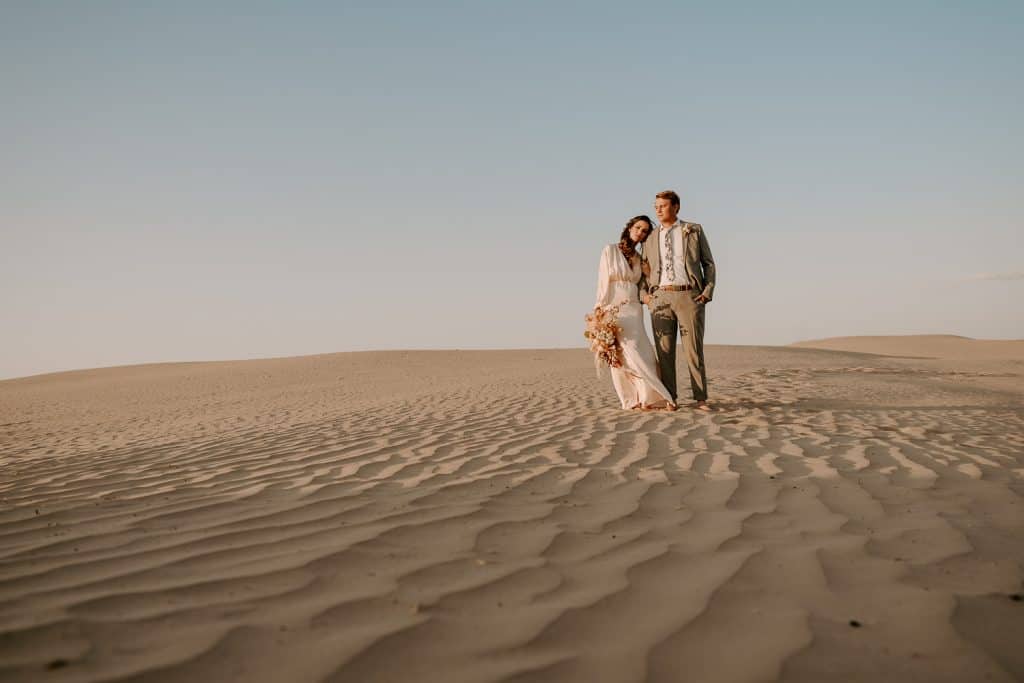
[660,220,682,232]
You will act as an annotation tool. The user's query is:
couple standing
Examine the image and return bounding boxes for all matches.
[593,190,716,412]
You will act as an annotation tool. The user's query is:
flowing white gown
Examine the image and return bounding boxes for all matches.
[594,244,675,409]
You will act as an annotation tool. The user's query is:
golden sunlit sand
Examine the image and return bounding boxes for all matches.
[1,337,1022,681]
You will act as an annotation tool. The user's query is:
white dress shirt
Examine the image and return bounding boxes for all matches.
[658,221,689,286]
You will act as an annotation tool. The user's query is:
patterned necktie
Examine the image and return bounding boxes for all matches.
[663,228,675,282]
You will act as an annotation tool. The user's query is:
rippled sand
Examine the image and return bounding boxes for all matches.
[1,338,1022,682]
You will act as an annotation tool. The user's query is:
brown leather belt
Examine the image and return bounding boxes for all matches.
[655,285,693,292]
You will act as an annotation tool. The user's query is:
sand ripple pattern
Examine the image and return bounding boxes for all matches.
[1,347,1022,682]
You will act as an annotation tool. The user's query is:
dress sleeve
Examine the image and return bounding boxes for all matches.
[595,245,612,309]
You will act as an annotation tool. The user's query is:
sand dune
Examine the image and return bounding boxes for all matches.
[1,340,1022,681]
[792,334,1024,360]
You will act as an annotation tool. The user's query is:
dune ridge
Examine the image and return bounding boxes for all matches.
[1,340,1022,681]
[791,334,1024,360]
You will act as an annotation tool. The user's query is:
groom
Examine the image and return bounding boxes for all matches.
[640,190,717,410]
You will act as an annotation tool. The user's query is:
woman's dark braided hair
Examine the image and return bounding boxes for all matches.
[618,215,652,264]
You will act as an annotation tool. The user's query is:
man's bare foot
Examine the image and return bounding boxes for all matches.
[694,401,712,412]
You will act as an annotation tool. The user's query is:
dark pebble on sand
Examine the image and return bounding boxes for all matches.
[849,620,861,628]
[47,659,69,670]
[1011,594,1022,602]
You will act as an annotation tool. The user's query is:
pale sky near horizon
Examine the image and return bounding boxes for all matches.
[2,1,1022,379]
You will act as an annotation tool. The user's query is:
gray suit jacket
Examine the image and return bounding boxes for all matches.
[641,221,716,301]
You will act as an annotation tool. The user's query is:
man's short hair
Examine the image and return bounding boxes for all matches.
[656,190,680,208]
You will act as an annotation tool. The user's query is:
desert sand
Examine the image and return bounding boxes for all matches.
[1,336,1022,682]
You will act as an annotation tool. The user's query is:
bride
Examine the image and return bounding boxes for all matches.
[593,215,676,411]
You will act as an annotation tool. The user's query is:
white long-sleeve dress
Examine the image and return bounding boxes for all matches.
[594,244,675,409]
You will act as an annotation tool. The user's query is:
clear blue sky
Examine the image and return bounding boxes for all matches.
[2,1,1022,379]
